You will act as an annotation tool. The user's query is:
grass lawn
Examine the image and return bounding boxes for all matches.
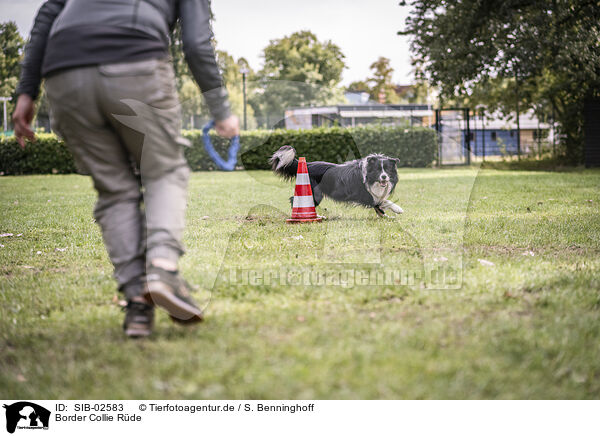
[1,167,599,399]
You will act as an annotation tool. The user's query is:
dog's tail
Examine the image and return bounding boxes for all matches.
[270,145,336,183]
[269,145,298,180]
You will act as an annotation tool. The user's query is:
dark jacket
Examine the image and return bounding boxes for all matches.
[16,0,231,120]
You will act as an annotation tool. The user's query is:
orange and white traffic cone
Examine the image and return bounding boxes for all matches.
[287,157,323,223]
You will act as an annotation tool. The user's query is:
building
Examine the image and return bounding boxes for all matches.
[468,112,552,156]
[284,103,434,130]
[284,102,551,159]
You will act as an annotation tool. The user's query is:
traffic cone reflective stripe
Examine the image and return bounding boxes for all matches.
[292,208,317,217]
[293,196,316,208]
[296,172,311,185]
[287,157,322,223]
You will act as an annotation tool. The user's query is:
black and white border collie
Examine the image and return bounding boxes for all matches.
[270,145,404,217]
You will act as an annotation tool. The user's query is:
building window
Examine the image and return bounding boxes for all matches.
[510,131,514,137]
[491,131,497,141]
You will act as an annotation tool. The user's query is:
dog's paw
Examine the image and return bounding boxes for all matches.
[389,203,404,214]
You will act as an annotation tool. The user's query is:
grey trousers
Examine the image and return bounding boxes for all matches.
[45,58,191,296]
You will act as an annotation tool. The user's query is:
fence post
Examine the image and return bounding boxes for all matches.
[481,108,486,161]
[515,78,521,160]
[465,109,471,165]
[435,109,441,166]
[552,105,556,158]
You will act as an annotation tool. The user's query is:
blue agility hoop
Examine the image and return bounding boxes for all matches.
[202,120,240,171]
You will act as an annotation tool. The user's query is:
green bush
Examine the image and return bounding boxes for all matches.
[0,133,77,175]
[187,125,437,170]
[0,126,437,175]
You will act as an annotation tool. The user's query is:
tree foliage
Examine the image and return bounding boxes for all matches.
[251,30,347,126]
[347,57,432,104]
[367,57,401,103]
[347,80,371,94]
[216,50,256,128]
[260,30,345,87]
[400,0,600,163]
[0,22,25,125]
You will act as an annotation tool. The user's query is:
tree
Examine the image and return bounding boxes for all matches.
[400,0,600,163]
[347,57,432,104]
[261,30,345,88]
[252,30,347,126]
[347,80,371,93]
[179,76,206,128]
[169,23,188,95]
[396,81,434,104]
[169,22,256,128]
[168,23,207,128]
[368,57,400,103]
[0,21,25,127]
[216,50,256,129]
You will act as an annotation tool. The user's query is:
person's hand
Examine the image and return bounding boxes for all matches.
[215,115,240,138]
[13,94,36,149]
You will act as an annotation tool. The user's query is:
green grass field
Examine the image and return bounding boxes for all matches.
[1,168,599,399]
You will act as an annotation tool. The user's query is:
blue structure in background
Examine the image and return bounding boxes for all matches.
[469,129,521,156]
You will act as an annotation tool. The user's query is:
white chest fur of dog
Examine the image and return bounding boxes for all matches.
[366,181,403,215]
[366,181,392,205]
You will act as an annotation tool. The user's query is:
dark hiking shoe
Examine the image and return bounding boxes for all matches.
[123,301,154,338]
[143,266,204,324]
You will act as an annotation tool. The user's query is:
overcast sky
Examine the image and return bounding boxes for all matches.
[1,0,414,85]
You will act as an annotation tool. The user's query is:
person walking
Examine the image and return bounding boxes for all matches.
[12,0,239,337]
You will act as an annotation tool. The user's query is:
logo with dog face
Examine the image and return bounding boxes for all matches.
[3,402,50,434]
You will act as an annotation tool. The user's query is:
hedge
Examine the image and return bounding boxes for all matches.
[0,126,437,175]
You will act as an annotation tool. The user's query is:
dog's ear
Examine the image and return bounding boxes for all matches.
[391,157,400,166]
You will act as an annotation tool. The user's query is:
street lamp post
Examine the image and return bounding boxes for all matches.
[240,67,249,130]
[0,96,12,132]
